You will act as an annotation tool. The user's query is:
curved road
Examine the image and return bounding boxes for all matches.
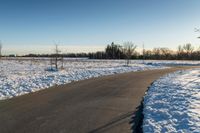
[0,67,196,133]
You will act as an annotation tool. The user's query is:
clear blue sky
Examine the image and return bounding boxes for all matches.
[0,0,200,54]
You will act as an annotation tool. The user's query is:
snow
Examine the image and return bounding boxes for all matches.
[133,60,200,66]
[0,58,166,100]
[143,69,200,133]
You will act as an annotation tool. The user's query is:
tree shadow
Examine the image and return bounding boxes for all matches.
[88,103,144,133]
[130,102,144,133]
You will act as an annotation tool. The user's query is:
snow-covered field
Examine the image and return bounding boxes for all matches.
[143,69,200,133]
[0,58,166,100]
[134,60,200,66]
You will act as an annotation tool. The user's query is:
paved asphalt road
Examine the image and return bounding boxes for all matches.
[0,67,196,133]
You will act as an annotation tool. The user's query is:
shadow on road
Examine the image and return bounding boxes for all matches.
[88,103,144,133]
[130,103,143,133]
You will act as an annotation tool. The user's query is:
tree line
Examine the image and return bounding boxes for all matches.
[89,42,200,60]
[5,42,200,61]
[142,43,199,60]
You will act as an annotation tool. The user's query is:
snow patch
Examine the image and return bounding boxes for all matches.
[143,69,200,133]
[0,59,166,100]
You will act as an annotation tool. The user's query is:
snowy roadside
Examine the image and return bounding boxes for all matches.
[143,68,200,133]
[0,59,167,100]
[137,60,200,66]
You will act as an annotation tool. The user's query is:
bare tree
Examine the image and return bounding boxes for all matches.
[194,28,200,32]
[123,42,137,66]
[177,45,184,59]
[160,48,173,59]
[195,28,200,38]
[177,45,183,54]
[143,50,152,59]
[54,44,61,69]
[152,48,161,59]
[50,44,61,70]
[183,43,194,58]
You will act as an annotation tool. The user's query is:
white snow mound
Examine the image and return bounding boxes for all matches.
[143,69,200,133]
[0,59,166,100]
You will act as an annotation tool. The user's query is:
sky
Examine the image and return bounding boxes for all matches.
[0,0,200,55]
